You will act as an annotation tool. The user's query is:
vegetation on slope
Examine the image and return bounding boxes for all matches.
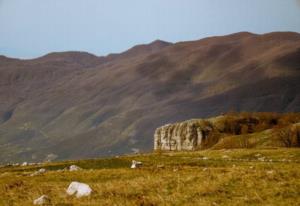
[210,112,300,149]
[1,32,300,163]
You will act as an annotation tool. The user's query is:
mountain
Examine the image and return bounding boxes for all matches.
[0,32,300,163]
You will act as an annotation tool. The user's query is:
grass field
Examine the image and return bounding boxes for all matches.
[1,148,300,206]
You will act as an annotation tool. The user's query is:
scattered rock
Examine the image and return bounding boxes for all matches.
[66,181,92,198]
[157,164,165,168]
[31,168,47,176]
[33,195,51,205]
[69,165,82,171]
[131,160,142,168]
[13,163,20,166]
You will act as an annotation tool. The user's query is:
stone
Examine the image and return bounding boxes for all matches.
[66,181,92,198]
[33,195,51,205]
[21,162,28,166]
[69,165,82,171]
[30,168,47,176]
[131,160,142,168]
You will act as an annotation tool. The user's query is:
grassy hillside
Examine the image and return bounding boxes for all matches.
[1,148,300,205]
[1,32,300,163]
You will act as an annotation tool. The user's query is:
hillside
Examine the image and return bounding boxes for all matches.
[0,32,300,163]
[154,112,300,151]
[1,148,300,205]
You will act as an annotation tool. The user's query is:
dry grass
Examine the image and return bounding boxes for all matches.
[1,148,300,205]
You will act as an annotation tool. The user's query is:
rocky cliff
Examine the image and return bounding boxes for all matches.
[154,113,300,151]
[154,120,215,151]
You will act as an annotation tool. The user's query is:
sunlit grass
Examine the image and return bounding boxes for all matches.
[1,148,300,205]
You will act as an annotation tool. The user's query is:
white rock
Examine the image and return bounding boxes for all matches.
[33,195,51,205]
[39,168,46,173]
[202,157,209,160]
[30,168,47,176]
[21,162,28,166]
[131,160,142,169]
[202,167,208,171]
[66,181,92,198]
[69,165,82,171]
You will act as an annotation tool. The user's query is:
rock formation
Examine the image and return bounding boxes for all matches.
[33,195,51,205]
[154,119,215,151]
[66,181,92,198]
[154,113,300,151]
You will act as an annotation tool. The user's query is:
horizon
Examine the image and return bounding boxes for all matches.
[1,0,300,59]
[1,30,299,60]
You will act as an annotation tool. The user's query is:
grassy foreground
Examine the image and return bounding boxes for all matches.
[1,148,300,206]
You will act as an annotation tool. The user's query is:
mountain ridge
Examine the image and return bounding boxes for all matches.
[0,31,299,163]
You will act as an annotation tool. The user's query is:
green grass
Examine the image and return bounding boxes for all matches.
[1,148,300,205]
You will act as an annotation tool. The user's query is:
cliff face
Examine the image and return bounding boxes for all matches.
[154,120,216,151]
[154,113,300,151]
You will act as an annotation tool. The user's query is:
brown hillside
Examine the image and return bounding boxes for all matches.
[0,32,299,163]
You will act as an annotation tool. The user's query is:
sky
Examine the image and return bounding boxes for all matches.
[0,0,300,59]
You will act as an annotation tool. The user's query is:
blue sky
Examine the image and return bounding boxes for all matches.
[1,0,300,59]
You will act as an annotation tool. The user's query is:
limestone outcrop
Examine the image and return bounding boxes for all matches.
[154,113,300,151]
[154,119,216,151]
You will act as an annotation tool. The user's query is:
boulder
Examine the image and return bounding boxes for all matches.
[33,195,51,205]
[66,181,92,198]
[31,168,47,176]
[131,160,142,169]
[69,165,82,171]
